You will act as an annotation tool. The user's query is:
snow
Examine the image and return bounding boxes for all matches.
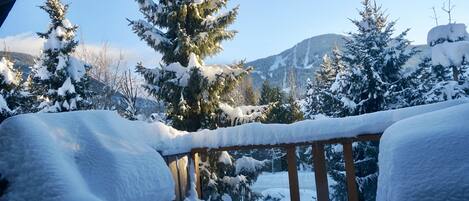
[44,29,61,50]
[218,103,269,126]
[34,52,86,82]
[67,57,87,81]
[163,53,247,87]
[431,41,469,67]
[427,23,469,46]
[0,57,18,85]
[218,151,233,165]
[33,58,52,80]
[57,77,76,96]
[0,111,179,201]
[269,56,286,71]
[160,99,469,155]
[235,157,266,174]
[185,159,202,201]
[130,19,170,48]
[252,171,336,201]
[0,94,11,113]
[340,97,357,109]
[223,175,247,190]
[377,103,469,201]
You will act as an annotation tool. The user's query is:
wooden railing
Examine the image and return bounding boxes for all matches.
[164,133,382,201]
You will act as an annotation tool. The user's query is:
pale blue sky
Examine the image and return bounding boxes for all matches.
[1,0,469,64]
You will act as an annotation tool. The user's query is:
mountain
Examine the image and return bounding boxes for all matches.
[0,51,162,116]
[0,51,34,79]
[246,34,430,97]
[247,34,346,95]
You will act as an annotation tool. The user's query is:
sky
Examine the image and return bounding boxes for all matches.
[1,0,469,66]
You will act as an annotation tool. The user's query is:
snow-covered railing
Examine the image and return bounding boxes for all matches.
[162,99,469,201]
[165,134,381,201]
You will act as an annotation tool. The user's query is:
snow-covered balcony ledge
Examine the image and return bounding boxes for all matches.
[160,99,469,201]
[0,99,467,201]
[159,99,469,156]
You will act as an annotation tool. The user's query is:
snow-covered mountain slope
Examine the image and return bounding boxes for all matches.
[246,34,430,96]
[247,34,346,94]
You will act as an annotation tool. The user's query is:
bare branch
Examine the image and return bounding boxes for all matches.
[431,7,439,26]
[441,0,455,24]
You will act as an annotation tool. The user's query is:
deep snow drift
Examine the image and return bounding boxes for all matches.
[0,99,468,201]
[161,99,468,155]
[377,103,469,201]
[0,111,180,201]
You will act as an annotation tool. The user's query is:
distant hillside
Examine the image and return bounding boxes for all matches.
[246,34,430,97]
[0,51,162,116]
[247,34,346,94]
[0,51,34,79]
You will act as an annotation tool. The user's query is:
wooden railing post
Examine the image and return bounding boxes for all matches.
[190,151,202,199]
[343,140,358,201]
[286,145,300,201]
[312,142,329,201]
[166,156,183,201]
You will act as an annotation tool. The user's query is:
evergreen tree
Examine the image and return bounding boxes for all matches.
[325,1,417,200]
[29,0,90,113]
[304,47,344,119]
[241,77,257,106]
[405,23,469,105]
[130,1,265,200]
[130,0,246,132]
[0,57,25,122]
[258,82,305,171]
[332,0,417,115]
[259,80,283,106]
[284,94,304,124]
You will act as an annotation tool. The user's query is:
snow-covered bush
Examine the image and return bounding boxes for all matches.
[0,57,26,121]
[406,23,469,105]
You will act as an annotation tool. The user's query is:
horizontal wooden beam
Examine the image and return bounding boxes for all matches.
[166,134,382,157]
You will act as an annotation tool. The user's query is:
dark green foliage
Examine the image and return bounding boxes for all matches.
[130,0,238,67]
[260,82,303,124]
[201,152,263,201]
[259,81,283,106]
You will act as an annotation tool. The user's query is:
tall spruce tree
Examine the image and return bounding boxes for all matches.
[325,1,417,200]
[29,0,90,113]
[130,1,266,200]
[0,57,25,122]
[130,0,246,131]
[304,47,344,119]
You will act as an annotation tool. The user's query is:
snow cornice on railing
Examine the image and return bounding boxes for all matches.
[160,99,469,155]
